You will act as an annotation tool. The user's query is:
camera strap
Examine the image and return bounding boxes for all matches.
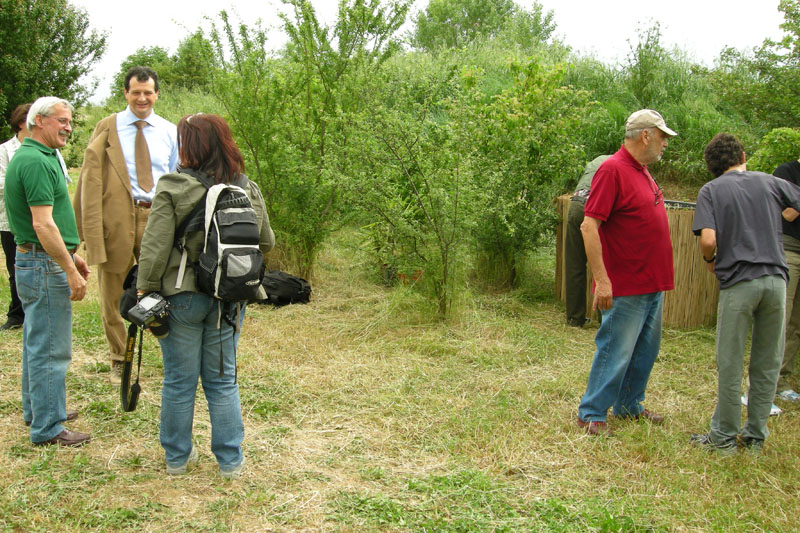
[121,322,143,412]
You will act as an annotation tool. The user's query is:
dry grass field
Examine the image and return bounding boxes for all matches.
[0,228,798,532]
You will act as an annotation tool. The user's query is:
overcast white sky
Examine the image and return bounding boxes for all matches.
[71,0,785,103]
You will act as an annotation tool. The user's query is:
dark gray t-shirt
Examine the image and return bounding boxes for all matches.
[693,169,800,289]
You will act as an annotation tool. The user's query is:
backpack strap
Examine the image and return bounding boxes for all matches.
[173,197,207,290]
[172,169,216,290]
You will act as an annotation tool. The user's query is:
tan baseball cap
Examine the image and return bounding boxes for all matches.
[625,109,677,137]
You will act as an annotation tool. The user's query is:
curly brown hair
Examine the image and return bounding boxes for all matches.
[704,133,745,178]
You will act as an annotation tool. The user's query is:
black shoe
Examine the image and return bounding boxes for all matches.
[0,320,22,331]
[567,317,590,328]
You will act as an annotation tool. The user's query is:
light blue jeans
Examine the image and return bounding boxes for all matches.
[15,249,73,443]
[158,292,245,471]
[710,275,785,444]
[578,292,663,422]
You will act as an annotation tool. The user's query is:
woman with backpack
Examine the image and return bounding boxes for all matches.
[136,113,274,478]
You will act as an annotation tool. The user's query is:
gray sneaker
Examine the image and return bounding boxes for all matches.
[220,456,246,480]
[690,433,737,456]
[166,446,198,475]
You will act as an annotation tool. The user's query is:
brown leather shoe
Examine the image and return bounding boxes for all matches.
[577,417,613,436]
[33,428,91,447]
[24,409,78,427]
[619,409,664,425]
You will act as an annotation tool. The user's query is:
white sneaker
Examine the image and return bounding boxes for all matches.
[741,395,782,416]
[220,455,246,480]
[166,446,198,475]
[776,389,800,402]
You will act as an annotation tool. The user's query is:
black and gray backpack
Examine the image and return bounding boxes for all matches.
[174,170,265,306]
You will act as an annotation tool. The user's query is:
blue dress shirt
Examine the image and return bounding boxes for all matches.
[116,107,178,202]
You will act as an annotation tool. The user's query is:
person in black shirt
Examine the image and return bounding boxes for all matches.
[773,159,800,403]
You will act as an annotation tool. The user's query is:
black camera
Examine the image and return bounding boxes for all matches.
[128,292,170,338]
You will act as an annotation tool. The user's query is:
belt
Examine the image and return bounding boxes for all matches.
[133,199,152,208]
[17,243,77,254]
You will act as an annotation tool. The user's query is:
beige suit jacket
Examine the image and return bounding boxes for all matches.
[73,114,137,272]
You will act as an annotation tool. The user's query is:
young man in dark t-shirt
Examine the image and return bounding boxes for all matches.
[691,134,800,454]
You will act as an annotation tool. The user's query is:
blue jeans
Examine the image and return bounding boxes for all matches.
[15,249,73,442]
[578,292,663,422]
[158,292,245,471]
[710,275,785,444]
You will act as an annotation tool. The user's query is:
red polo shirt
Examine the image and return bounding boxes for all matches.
[583,146,674,297]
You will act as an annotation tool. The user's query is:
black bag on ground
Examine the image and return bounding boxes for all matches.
[260,270,311,306]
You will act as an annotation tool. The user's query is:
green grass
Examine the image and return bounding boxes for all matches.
[0,227,798,531]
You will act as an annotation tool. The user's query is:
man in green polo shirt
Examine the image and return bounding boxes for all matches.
[4,97,91,447]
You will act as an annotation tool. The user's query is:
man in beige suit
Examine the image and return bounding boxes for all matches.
[74,66,178,382]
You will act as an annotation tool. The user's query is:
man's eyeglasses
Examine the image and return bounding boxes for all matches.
[650,176,663,206]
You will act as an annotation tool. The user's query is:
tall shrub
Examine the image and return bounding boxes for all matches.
[467,59,592,286]
[748,127,800,174]
[204,2,409,277]
[342,63,477,318]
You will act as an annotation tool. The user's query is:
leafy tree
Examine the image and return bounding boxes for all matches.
[495,4,557,51]
[277,0,410,275]
[712,0,800,134]
[205,11,289,231]
[110,47,174,99]
[111,32,215,99]
[172,31,214,90]
[410,0,516,52]
[0,0,107,135]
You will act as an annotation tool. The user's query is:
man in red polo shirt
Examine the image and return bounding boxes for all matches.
[576,109,677,436]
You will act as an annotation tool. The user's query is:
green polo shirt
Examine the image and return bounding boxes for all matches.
[4,138,79,248]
